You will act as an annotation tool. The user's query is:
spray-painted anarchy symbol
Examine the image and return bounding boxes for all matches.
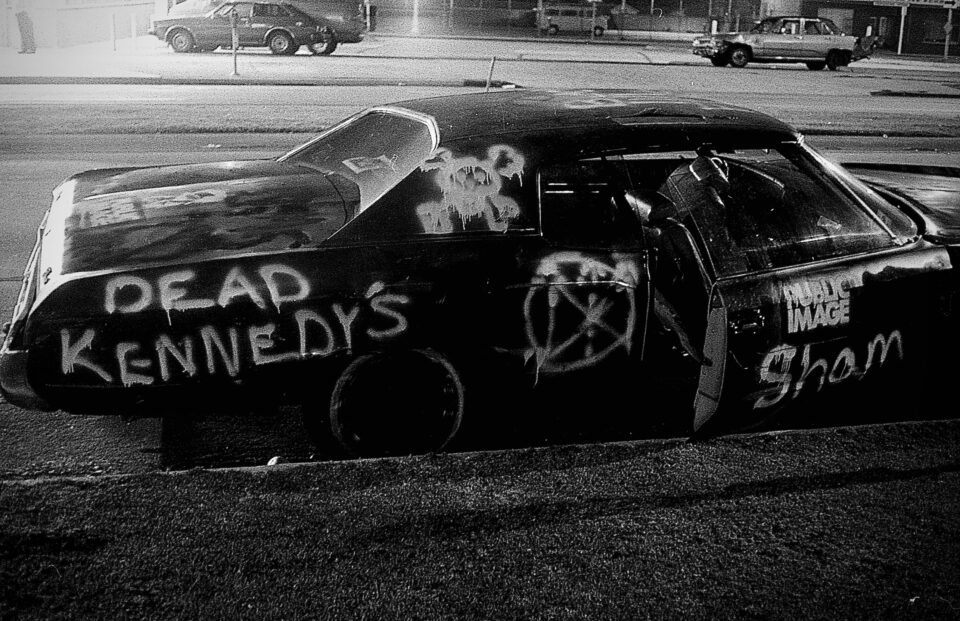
[523,252,639,374]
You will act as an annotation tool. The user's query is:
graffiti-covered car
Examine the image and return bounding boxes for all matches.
[2,89,958,458]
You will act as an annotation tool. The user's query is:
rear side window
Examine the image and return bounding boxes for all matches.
[337,140,534,240]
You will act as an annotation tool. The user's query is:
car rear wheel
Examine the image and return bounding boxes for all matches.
[326,349,465,458]
[593,26,604,37]
[268,31,297,55]
[826,50,843,71]
[168,29,195,53]
[728,46,750,68]
[710,56,728,67]
[547,24,559,35]
[309,36,338,55]
[806,61,826,70]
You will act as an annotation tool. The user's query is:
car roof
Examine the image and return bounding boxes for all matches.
[390,89,799,152]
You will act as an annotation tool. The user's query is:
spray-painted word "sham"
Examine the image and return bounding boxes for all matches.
[62,282,409,386]
[753,330,903,409]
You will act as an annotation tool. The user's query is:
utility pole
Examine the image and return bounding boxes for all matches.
[945,6,955,59]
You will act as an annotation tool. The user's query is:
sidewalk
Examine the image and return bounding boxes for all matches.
[0,30,957,85]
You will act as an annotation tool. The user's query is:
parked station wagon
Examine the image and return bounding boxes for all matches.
[537,4,609,37]
[693,16,870,70]
[2,90,958,457]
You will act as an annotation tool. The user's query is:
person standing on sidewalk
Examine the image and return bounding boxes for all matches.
[16,0,37,54]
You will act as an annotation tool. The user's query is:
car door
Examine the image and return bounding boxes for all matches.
[247,3,277,45]
[227,2,258,46]
[799,19,830,59]
[196,3,238,48]
[681,147,954,434]
[757,17,804,59]
[530,156,652,377]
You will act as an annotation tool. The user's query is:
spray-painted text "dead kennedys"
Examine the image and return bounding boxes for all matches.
[59,264,410,387]
[783,275,851,334]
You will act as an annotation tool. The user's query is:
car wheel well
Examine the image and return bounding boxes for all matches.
[728,44,751,67]
[826,49,850,70]
[308,348,467,458]
[166,27,196,53]
[265,28,299,55]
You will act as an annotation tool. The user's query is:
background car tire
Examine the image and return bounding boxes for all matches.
[168,29,195,53]
[547,24,559,35]
[593,25,604,37]
[267,31,297,55]
[728,46,750,68]
[327,349,465,458]
[826,50,843,71]
[710,56,728,67]
[309,36,338,55]
[806,61,826,70]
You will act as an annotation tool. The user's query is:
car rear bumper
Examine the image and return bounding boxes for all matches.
[0,347,52,411]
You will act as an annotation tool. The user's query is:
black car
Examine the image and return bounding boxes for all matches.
[149,0,363,55]
[2,90,958,457]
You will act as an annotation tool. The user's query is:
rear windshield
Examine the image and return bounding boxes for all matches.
[280,110,437,215]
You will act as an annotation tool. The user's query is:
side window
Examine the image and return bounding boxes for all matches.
[344,141,533,240]
[539,159,643,248]
[805,21,821,34]
[661,148,901,276]
[781,20,799,34]
[820,19,838,34]
[232,2,253,17]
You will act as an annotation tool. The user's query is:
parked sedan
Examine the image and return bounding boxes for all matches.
[693,16,874,69]
[149,0,359,55]
[1,90,957,457]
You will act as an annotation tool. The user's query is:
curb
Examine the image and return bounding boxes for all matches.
[0,76,520,88]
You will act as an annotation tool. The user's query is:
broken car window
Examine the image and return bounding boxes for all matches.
[658,146,903,276]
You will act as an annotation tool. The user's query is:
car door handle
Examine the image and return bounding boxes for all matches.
[729,309,765,336]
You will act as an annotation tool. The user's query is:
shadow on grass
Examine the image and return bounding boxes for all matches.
[346,460,960,545]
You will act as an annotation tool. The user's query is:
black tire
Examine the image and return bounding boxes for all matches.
[168,29,195,53]
[806,61,826,70]
[308,36,338,55]
[267,30,297,55]
[327,349,465,458]
[593,25,604,37]
[547,24,559,35]
[728,46,750,68]
[826,50,843,71]
[710,56,728,67]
